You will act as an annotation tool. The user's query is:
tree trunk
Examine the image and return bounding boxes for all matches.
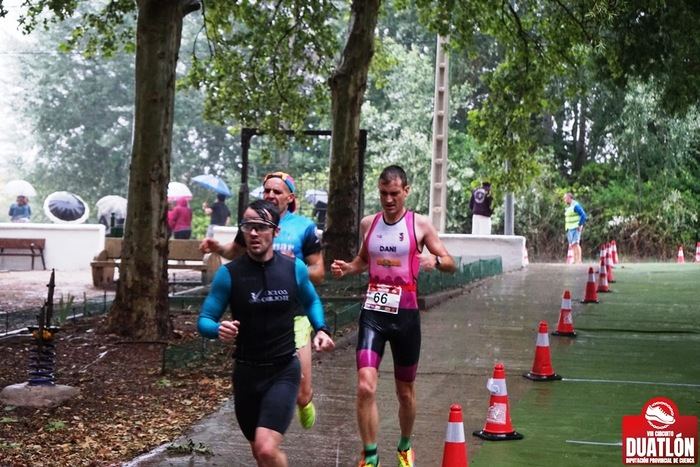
[325,0,380,262]
[572,94,588,174]
[106,0,194,340]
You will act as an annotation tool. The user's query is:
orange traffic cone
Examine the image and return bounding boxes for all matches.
[611,240,620,264]
[552,290,576,337]
[597,259,611,293]
[473,363,523,441]
[599,243,607,262]
[677,246,685,264]
[442,404,468,467]
[581,267,599,303]
[695,242,700,263]
[523,321,562,381]
[566,245,574,264]
[605,247,616,283]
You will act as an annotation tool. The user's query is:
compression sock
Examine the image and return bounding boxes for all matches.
[363,443,378,465]
[397,436,411,451]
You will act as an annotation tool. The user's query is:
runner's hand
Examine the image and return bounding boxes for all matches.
[218,320,239,342]
[313,331,335,352]
[199,238,220,254]
[330,260,349,278]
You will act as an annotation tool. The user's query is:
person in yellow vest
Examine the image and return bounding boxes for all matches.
[563,192,587,264]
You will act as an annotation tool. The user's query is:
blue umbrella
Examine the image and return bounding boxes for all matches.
[192,174,231,197]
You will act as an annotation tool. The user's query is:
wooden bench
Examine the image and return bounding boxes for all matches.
[91,238,221,288]
[0,238,46,270]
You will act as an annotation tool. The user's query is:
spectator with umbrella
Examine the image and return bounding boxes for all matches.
[5,180,37,223]
[168,197,193,239]
[9,196,32,222]
[192,174,232,238]
[203,193,231,238]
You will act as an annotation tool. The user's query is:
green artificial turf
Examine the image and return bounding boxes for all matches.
[471,264,700,467]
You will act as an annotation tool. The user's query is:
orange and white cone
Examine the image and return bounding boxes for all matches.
[552,290,576,337]
[597,259,611,293]
[581,267,599,304]
[473,363,523,441]
[611,240,620,264]
[599,243,607,263]
[442,404,468,467]
[695,242,700,263]
[566,245,574,264]
[605,248,616,283]
[677,246,685,264]
[523,321,562,381]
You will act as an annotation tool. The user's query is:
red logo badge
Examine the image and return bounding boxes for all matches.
[622,397,697,464]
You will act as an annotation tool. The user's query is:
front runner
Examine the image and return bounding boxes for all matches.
[200,171,323,429]
[198,199,334,466]
[331,165,457,467]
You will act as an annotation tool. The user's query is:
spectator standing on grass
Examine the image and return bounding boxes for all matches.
[203,193,231,238]
[563,192,587,264]
[8,195,31,222]
[469,181,493,235]
[168,197,193,239]
[198,199,334,466]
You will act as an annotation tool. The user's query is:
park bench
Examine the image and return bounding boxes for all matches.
[0,238,46,270]
[90,238,221,288]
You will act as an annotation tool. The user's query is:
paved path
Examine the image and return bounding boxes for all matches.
[128,264,590,466]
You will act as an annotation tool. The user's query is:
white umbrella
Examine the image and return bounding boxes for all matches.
[305,189,328,205]
[167,182,192,201]
[43,191,90,224]
[250,185,265,199]
[96,195,127,219]
[4,179,37,197]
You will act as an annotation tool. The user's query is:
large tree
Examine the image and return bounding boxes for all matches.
[3,0,201,339]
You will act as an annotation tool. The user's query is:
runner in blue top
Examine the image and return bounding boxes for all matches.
[200,171,324,430]
[198,199,334,466]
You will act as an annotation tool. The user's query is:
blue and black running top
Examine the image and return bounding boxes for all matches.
[198,252,327,363]
[235,211,321,260]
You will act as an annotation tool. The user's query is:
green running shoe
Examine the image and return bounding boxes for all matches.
[298,401,316,429]
[397,447,414,467]
[357,456,381,467]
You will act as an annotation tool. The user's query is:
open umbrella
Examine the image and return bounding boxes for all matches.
[305,189,328,205]
[167,182,192,201]
[4,180,37,197]
[96,195,127,220]
[43,191,90,223]
[250,185,265,199]
[192,174,231,197]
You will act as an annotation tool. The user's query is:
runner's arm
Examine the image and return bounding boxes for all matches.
[330,215,372,278]
[417,214,457,273]
[295,259,329,334]
[197,267,232,339]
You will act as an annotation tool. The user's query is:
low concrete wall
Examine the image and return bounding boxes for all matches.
[440,234,526,272]
[0,223,105,271]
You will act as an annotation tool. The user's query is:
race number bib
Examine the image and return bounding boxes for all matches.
[364,284,402,314]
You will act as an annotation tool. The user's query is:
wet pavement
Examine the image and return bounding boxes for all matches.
[126,264,595,466]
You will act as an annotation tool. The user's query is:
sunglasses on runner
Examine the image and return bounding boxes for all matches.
[238,220,277,234]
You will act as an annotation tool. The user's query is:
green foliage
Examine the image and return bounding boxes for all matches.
[45,420,66,432]
[183,1,341,138]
